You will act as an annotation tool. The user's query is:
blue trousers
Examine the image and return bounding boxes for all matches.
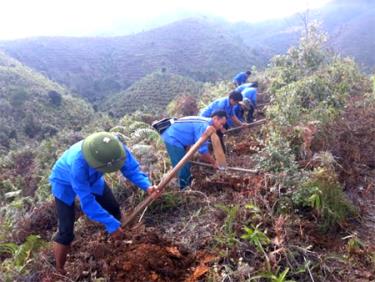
[165,143,191,189]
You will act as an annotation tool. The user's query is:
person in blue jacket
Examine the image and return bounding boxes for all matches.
[242,85,257,122]
[161,111,227,189]
[200,90,244,128]
[49,132,158,274]
[233,70,251,86]
[235,81,257,93]
[234,98,251,122]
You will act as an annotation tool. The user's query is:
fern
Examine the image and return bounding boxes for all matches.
[0,242,18,256]
[14,235,45,268]
[0,235,46,273]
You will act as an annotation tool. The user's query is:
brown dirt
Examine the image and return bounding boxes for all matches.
[40,224,201,282]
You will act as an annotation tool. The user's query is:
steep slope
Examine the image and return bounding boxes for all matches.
[0,51,94,153]
[0,18,267,103]
[102,71,203,117]
[232,0,375,71]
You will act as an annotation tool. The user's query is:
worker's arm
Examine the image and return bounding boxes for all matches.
[120,146,152,192]
[196,125,219,168]
[71,159,120,234]
[231,114,243,126]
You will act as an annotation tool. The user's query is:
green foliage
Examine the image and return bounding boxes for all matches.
[0,235,46,275]
[241,224,271,252]
[257,130,298,174]
[102,72,203,117]
[0,51,94,153]
[167,95,198,117]
[266,23,368,130]
[215,204,240,248]
[198,81,233,110]
[251,268,295,282]
[241,223,271,271]
[292,167,357,230]
[47,90,62,106]
[0,18,267,102]
[342,233,364,255]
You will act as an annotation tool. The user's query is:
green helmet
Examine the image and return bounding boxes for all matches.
[82,132,125,173]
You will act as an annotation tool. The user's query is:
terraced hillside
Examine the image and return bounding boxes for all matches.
[102,71,203,117]
[0,51,94,153]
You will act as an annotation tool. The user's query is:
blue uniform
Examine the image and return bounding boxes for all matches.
[161,116,212,189]
[233,72,249,86]
[234,87,257,122]
[242,87,257,106]
[200,97,235,127]
[49,141,151,233]
[162,116,212,154]
[234,105,245,122]
[235,82,256,93]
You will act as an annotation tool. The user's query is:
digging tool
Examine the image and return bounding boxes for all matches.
[210,132,226,167]
[225,119,266,135]
[190,160,258,174]
[122,126,217,228]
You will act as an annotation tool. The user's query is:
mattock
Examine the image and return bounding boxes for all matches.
[122,126,217,228]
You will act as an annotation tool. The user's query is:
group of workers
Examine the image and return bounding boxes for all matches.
[49,70,258,274]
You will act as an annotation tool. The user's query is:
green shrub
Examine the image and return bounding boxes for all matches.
[293,168,357,230]
[47,90,62,106]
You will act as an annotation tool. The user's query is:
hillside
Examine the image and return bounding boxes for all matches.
[232,0,375,71]
[102,71,203,117]
[0,18,267,103]
[0,51,94,153]
[1,24,375,281]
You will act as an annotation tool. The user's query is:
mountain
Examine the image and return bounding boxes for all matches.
[0,18,267,103]
[0,51,94,153]
[231,0,375,72]
[102,71,203,117]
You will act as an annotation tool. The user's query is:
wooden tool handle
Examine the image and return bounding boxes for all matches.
[122,126,216,228]
[225,119,266,134]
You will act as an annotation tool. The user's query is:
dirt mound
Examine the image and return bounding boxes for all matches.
[44,227,198,282]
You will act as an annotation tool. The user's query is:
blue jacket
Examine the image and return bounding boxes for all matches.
[200,97,235,127]
[234,105,245,122]
[235,82,255,93]
[49,141,151,233]
[242,87,257,106]
[233,72,248,85]
[161,116,212,154]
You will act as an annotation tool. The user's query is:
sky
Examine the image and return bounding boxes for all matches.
[0,0,332,40]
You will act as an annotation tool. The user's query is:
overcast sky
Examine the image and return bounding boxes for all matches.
[0,0,332,40]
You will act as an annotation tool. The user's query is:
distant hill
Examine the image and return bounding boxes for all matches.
[0,51,94,153]
[231,0,375,72]
[102,71,203,117]
[0,18,267,103]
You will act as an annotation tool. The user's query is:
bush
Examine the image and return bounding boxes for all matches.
[47,90,62,107]
[23,114,42,138]
[167,95,198,117]
[293,167,357,230]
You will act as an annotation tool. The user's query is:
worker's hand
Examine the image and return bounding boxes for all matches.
[147,186,161,199]
[241,123,250,128]
[111,227,125,240]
